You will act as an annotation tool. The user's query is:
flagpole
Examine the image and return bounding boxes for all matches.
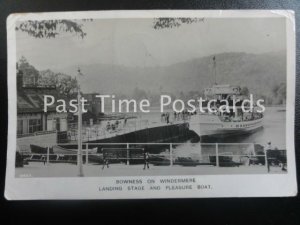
[77,68,84,177]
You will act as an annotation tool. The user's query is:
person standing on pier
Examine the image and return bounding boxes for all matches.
[266,141,274,172]
[143,152,150,170]
[102,154,109,170]
[42,154,46,166]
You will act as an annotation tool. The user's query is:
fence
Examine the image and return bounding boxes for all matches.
[17,142,287,172]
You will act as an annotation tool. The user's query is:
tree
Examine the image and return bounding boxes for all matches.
[16,19,90,38]
[272,82,286,105]
[179,91,186,101]
[153,18,204,30]
[132,87,148,101]
[39,69,78,97]
[17,57,78,97]
[240,87,250,96]
[277,83,286,100]
[17,56,39,85]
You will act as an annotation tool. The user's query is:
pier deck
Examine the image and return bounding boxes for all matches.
[16,162,286,178]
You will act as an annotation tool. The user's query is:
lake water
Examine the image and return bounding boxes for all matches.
[171,106,286,159]
[137,106,286,149]
[230,106,286,148]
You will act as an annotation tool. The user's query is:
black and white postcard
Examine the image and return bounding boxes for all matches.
[5,10,297,199]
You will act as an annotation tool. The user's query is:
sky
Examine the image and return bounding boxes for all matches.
[16,17,286,72]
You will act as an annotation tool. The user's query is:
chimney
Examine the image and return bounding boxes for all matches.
[17,69,24,89]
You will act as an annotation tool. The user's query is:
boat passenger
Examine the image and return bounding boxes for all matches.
[161,113,165,123]
[106,122,111,131]
[266,141,273,151]
[111,123,116,131]
[166,112,170,124]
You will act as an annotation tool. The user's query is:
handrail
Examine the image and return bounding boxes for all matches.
[56,142,263,146]
[17,130,57,138]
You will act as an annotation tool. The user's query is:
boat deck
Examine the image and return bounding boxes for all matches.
[67,118,188,143]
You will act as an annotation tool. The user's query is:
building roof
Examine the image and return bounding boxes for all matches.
[17,86,64,114]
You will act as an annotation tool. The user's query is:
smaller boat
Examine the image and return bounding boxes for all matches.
[277,109,286,112]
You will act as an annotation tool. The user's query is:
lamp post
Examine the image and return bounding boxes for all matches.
[77,68,84,177]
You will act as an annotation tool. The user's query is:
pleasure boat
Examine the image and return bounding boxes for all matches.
[189,56,264,137]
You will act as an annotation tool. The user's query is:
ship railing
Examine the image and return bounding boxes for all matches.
[65,117,188,142]
[17,143,287,173]
[67,119,151,141]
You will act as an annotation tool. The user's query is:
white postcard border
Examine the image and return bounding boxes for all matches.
[5,10,297,200]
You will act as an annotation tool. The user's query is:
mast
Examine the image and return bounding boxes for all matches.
[213,56,217,85]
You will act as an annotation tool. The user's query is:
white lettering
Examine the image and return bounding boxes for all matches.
[43,95,55,112]
[160,95,172,112]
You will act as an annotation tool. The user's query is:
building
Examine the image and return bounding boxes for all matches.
[17,70,68,148]
[82,93,102,117]
[69,93,102,125]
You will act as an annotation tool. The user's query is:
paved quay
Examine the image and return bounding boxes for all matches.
[15,162,286,178]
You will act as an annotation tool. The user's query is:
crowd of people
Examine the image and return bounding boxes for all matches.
[161,110,196,124]
[217,110,263,122]
[106,120,123,132]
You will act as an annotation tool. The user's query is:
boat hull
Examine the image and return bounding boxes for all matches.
[189,114,263,137]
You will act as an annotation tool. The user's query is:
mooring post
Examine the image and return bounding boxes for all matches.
[199,142,202,162]
[127,143,130,165]
[250,143,256,166]
[265,148,269,173]
[86,143,89,165]
[170,143,173,166]
[216,143,219,167]
[46,146,50,166]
